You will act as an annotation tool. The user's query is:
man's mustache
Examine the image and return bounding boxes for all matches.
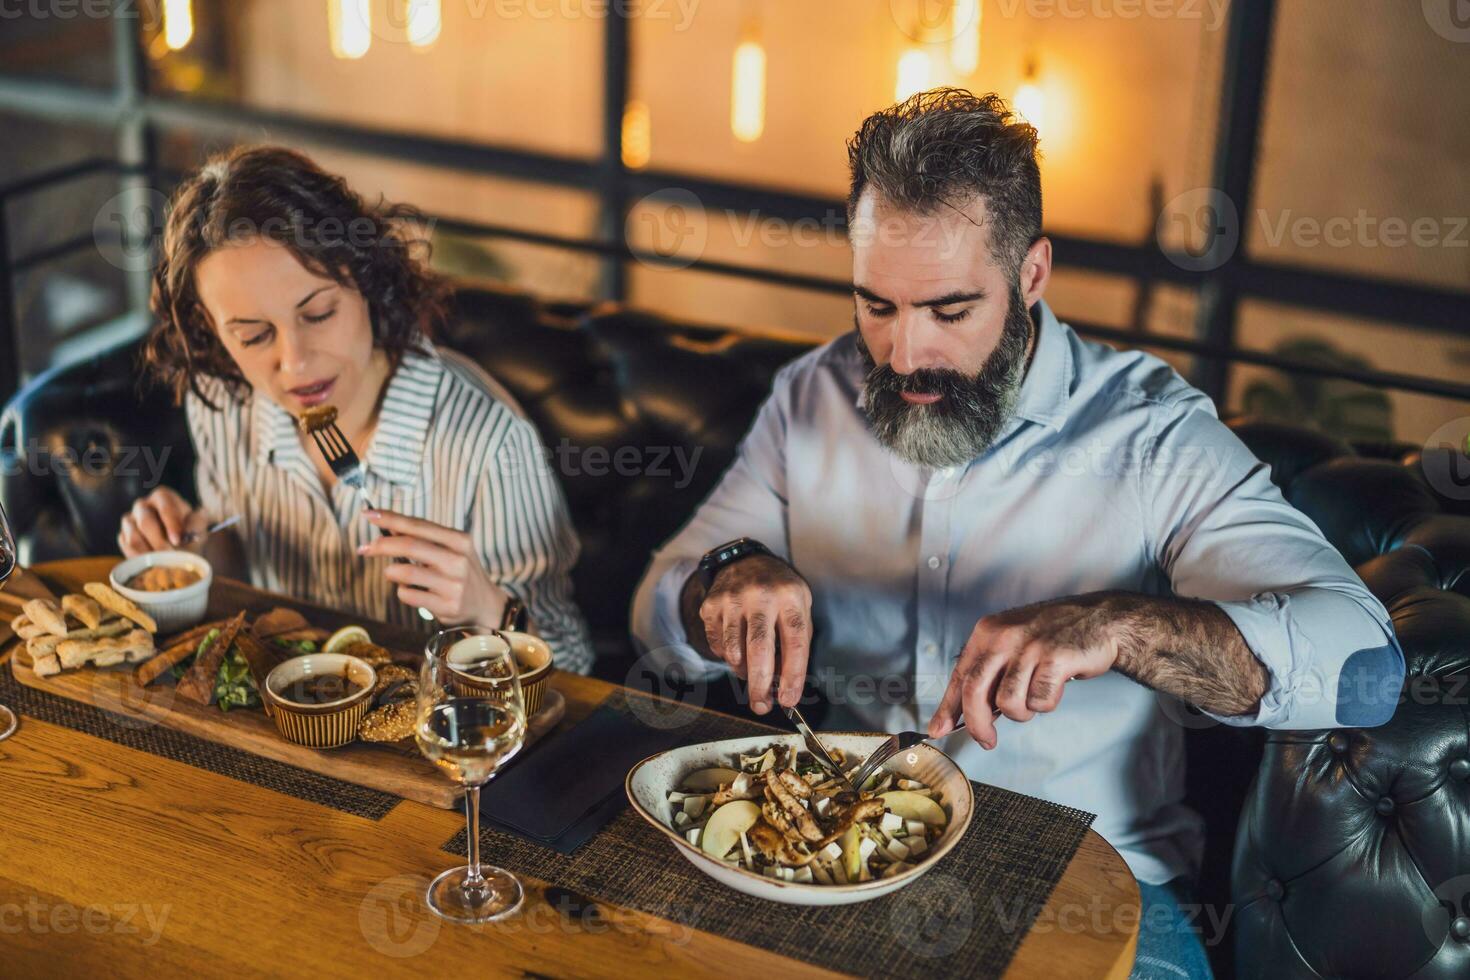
[866,365,982,404]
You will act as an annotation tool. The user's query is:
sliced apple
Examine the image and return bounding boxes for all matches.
[840,824,861,882]
[681,766,740,792]
[880,790,948,827]
[699,800,760,859]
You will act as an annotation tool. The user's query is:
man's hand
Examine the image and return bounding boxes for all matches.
[929,591,1268,750]
[930,595,1116,749]
[358,510,510,629]
[690,555,812,715]
[118,487,209,556]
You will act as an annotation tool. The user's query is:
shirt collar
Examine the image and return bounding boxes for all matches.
[251,344,444,488]
[1010,298,1074,433]
[848,298,1074,433]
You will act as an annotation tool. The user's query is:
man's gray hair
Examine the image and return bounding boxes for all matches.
[847,88,1043,274]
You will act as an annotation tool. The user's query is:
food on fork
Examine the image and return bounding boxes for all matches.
[21,598,69,638]
[61,594,104,630]
[296,405,339,434]
[84,582,158,633]
[667,743,948,884]
[125,565,204,592]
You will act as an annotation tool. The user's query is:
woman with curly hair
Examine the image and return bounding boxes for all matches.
[122,145,594,672]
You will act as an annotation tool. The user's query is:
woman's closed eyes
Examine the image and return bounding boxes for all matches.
[239,306,337,347]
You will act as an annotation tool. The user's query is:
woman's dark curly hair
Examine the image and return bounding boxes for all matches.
[143,144,451,408]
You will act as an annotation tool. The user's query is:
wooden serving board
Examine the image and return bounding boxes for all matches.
[5,568,564,810]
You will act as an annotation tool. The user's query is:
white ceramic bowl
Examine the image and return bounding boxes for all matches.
[626,732,974,906]
[109,551,213,634]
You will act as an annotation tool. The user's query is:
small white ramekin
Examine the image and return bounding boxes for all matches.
[108,551,214,634]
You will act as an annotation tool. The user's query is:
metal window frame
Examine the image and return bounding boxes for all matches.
[1,4,1466,408]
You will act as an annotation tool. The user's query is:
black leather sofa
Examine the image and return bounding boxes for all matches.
[4,283,1469,978]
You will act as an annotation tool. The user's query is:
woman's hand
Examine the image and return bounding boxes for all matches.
[118,487,208,556]
[358,509,509,628]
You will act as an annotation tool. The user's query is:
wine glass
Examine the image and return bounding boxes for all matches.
[415,626,527,923]
[0,500,18,741]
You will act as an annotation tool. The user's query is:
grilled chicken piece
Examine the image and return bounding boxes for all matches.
[710,772,761,806]
[747,820,815,866]
[765,772,823,842]
[815,798,886,849]
[777,769,813,800]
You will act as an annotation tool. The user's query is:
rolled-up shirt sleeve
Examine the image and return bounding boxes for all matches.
[1142,393,1404,729]
[630,367,796,680]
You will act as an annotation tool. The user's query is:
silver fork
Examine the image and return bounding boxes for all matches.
[307,420,436,623]
[847,709,1001,790]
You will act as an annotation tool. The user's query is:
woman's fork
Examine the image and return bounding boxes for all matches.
[306,419,435,623]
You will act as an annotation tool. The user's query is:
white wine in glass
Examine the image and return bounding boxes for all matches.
[415,626,526,923]
[0,500,18,740]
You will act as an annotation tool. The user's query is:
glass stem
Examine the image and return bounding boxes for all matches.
[464,783,484,887]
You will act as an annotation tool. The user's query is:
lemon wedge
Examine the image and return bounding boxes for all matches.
[325,625,371,653]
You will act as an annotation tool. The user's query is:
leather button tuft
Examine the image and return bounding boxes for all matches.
[1265,879,1285,901]
[1328,734,1348,753]
[1376,796,1396,816]
[1451,759,1470,780]
[1453,918,1470,942]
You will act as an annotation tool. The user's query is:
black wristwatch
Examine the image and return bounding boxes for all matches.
[697,537,776,590]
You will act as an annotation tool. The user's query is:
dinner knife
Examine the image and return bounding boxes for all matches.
[781,702,858,796]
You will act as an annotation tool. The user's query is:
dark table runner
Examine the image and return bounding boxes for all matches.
[445,689,1097,979]
[0,666,399,819]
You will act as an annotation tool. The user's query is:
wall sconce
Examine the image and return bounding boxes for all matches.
[951,0,981,75]
[329,0,372,60]
[162,0,193,51]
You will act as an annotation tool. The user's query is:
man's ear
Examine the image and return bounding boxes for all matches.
[1019,237,1052,307]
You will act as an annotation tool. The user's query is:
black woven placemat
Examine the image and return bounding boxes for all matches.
[445,690,1095,978]
[0,665,399,820]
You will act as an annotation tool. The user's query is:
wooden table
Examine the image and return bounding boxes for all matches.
[1,558,1138,978]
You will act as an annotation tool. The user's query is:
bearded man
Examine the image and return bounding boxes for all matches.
[632,88,1402,978]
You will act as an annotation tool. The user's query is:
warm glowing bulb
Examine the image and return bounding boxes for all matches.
[330,0,372,60]
[162,0,193,51]
[951,0,981,75]
[622,100,652,170]
[1015,81,1045,131]
[731,40,767,143]
[406,0,441,48]
[896,48,932,102]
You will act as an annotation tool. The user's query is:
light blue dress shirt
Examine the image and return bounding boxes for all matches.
[631,299,1404,885]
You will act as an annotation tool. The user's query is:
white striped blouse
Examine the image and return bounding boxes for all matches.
[184,342,595,674]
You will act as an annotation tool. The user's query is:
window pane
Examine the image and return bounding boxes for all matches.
[146,0,604,158]
[0,6,114,88]
[1230,299,1470,445]
[634,0,1225,243]
[156,137,604,300]
[1251,4,1470,293]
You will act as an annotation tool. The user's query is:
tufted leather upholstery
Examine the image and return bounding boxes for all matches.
[4,285,1470,977]
[1223,419,1470,979]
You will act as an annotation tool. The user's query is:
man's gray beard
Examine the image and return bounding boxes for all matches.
[857,289,1034,469]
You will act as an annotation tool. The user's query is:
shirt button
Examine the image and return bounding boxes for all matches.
[926,555,942,570]
[923,643,938,656]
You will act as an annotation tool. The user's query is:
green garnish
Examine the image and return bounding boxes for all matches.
[171,627,220,680]
[213,646,260,712]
